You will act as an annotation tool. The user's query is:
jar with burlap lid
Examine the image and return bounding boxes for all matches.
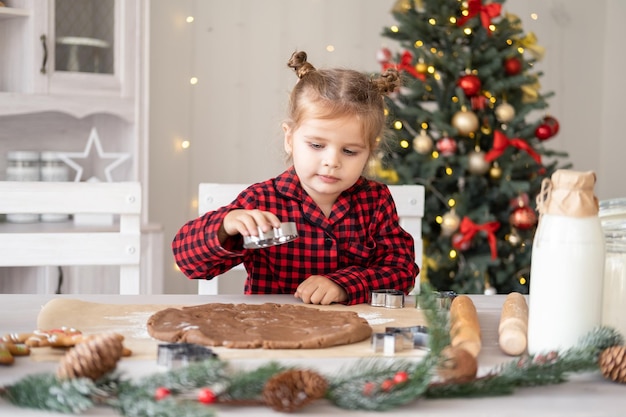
[527,170,605,354]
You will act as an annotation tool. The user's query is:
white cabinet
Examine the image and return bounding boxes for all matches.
[0,0,161,293]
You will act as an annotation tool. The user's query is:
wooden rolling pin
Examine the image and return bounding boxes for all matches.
[498,292,528,356]
[449,295,481,358]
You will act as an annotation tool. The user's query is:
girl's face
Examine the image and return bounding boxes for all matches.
[283,114,370,211]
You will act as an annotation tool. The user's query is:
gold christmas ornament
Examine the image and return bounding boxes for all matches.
[489,163,502,180]
[413,130,434,154]
[506,229,522,246]
[416,61,428,74]
[494,102,515,123]
[451,108,479,136]
[599,345,626,383]
[440,210,461,237]
[467,149,490,175]
[57,333,125,380]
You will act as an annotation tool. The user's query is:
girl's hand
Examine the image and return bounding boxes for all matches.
[219,209,281,243]
[295,275,348,305]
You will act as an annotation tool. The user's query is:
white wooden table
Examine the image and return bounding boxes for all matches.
[1,294,625,416]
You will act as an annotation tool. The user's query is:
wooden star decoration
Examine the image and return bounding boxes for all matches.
[57,127,131,182]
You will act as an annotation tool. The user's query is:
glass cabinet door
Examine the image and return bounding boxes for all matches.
[53,0,114,75]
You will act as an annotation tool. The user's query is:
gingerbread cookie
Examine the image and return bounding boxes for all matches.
[146,303,372,349]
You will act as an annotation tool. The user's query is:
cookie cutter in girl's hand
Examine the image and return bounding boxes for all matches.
[243,222,299,249]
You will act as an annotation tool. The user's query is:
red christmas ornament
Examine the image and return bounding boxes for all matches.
[544,115,560,136]
[376,47,392,64]
[504,56,522,75]
[509,206,537,230]
[197,387,217,404]
[436,137,458,156]
[452,232,471,251]
[509,193,530,209]
[457,74,482,96]
[535,124,553,141]
[154,387,171,401]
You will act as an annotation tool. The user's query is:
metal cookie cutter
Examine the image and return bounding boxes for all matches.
[370,289,405,308]
[157,343,217,369]
[371,326,429,355]
[415,290,457,310]
[385,325,429,350]
[243,222,299,249]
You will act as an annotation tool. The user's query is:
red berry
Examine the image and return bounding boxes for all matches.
[363,381,376,396]
[154,387,171,401]
[393,371,409,384]
[380,379,395,392]
[197,387,217,404]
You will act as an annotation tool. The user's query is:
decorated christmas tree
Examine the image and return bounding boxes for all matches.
[372,0,570,294]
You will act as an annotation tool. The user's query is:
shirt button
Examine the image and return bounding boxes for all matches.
[324,238,333,248]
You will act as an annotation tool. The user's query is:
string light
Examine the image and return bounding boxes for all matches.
[326,45,335,52]
[181,140,190,149]
[428,18,436,25]
[190,77,198,85]
[463,28,472,36]
[186,16,194,23]
[448,198,456,207]
[400,140,410,149]
[394,120,403,130]
[391,25,399,32]
[449,249,458,259]
[531,13,538,20]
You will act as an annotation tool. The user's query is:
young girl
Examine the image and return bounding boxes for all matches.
[172,51,419,305]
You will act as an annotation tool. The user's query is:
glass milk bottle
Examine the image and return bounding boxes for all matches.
[5,150,40,223]
[527,170,605,354]
[40,151,70,222]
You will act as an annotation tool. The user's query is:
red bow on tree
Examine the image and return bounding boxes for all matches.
[453,216,501,259]
[382,50,426,81]
[484,130,543,168]
[456,0,502,33]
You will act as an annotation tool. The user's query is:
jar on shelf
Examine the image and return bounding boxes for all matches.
[40,151,71,222]
[5,150,40,223]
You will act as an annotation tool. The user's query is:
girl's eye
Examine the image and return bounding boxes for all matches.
[309,143,323,149]
[343,149,358,156]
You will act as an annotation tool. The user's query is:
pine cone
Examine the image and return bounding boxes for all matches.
[599,345,626,383]
[437,345,478,383]
[262,369,328,412]
[57,333,124,381]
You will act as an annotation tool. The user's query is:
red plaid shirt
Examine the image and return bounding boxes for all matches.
[172,168,419,305]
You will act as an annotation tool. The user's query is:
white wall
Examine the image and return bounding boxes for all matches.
[149,0,626,294]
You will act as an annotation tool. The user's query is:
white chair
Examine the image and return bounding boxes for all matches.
[197,182,424,295]
[0,181,142,294]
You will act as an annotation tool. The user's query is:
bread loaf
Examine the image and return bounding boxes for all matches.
[449,295,481,358]
[498,292,528,356]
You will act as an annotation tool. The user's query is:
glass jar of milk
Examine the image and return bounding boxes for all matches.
[527,170,605,354]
